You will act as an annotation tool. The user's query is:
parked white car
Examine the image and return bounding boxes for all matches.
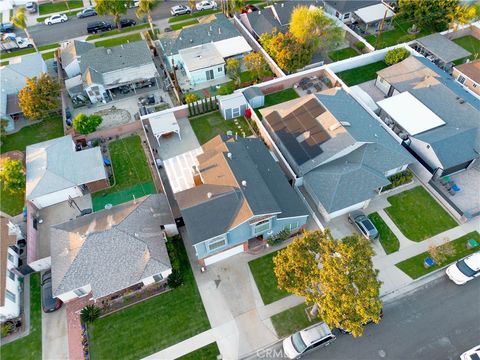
[196,0,217,11]
[170,5,191,16]
[44,14,68,25]
[282,322,335,359]
[460,344,480,360]
[446,252,480,285]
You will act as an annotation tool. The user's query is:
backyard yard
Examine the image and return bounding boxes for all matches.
[271,303,320,338]
[177,342,220,360]
[0,185,24,216]
[91,135,155,211]
[396,231,480,279]
[453,35,480,61]
[385,186,457,242]
[263,88,299,108]
[328,47,359,62]
[336,61,388,87]
[1,273,42,360]
[189,112,252,145]
[248,250,289,305]
[368,212,400,254]
[89,236,210,359]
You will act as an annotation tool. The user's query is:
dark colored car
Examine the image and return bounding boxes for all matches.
[241,4,258,13]
[0,22,14,33]
[65,107,72,126]
[41,270,63,313]
[348,210,379,240]
[339,309,384,334]
[119,18,136,28]
[87,21,113,34]
[77,7,97,18]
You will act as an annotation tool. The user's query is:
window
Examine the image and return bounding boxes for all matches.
[74,288,87,297]
[473,83,477,88]
[208,237,226,251]
[7,270,15,281]
[253,219,271,234]
[457,75,466,84]
[7,253,14,263]
[343,13,350,19]
[153,274,163,282]
[6,290,15,303]
[218,67,223,72]
[232,107,240,117]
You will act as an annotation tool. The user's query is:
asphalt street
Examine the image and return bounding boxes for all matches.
[17,1,187,45]
[250,276,480,360]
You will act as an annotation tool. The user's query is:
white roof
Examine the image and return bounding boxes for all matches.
[214,36,252,58]
[377,92,445,135]
[26,136,107,200]
[179,43,225,72]
[354,3,394,24]
[219,92,247,108]
[349,85,379,113]
[148,111,180,138]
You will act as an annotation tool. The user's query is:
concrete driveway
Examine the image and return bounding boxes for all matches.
[42,306,68,360]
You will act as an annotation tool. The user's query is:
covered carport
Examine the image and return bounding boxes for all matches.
[144,111,181,142]
[354,3,395,34]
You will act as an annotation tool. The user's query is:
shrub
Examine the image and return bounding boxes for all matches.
[1,322,13,338]
[217,82,234,95]
[80,304,101,324]
[384,48,410,65]
[184,92,199,104]
[383,169,414,191]
[355,41,366,51]
[428,238,456,265]
[73,113,103,134]
[167,268,183,288]
[267,228,291,246]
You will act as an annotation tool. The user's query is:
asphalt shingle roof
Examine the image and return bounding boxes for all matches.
[60,40,94,67]
[246,7,282,36]
[416,33,471,63]
[323,0,381,13]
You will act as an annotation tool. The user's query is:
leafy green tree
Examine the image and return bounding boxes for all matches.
[18,74,60,120]
[289,6,344,51]
[10,7,38,52]
[80,304,101,324]
[73,113,103,134]
[397,0,459,31]
[384,48,410,65]
[95,0,133,29]
[184,93,199,104]
[0,159,25,194]
[226,58,241,86]
[448,3,477,31]
[136,0,159,34]
[0,119,9,143]
[243,52,268,81]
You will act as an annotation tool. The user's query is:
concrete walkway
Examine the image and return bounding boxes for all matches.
[42,306,68,360]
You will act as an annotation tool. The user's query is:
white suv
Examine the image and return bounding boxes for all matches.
[44,14,68,25]
[283,322,336,359]
[446,252,480,285]
[196,1,217,11]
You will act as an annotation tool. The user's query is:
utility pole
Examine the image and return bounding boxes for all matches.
[375,2,395,48]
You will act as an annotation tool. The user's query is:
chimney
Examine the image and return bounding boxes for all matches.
[218,27,221,35]
[207,192,213,198]
[227,152,232,159]
[241,180,247,187]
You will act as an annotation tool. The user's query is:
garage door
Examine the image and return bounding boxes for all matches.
[204,244,244,266]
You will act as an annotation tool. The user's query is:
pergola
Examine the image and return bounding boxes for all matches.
[148,112,181,141]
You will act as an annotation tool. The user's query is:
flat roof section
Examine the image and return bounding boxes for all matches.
[179,43,225,72]
[377,91,445,136]
[354,3,394,24]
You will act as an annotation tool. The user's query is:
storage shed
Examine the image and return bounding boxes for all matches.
[218,92,248,120]
[243,87,264,108]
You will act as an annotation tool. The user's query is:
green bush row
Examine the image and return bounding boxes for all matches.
[187,96,218,116]
[383,169,414,191]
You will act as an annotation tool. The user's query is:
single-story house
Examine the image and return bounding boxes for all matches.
[26,135,108,209]
[0,217,23,321]
[218,92,248,120]
[375,56,480,177]
[411,33,471,67]
[243,86,264,108]
[178,43,226,85]
[0,53,47,132]
[260,89,412,221]
[60,40,95,79]
[175,135,309,266]
[322,0,381,23]
[353,2,395,33]
[50,194,175,302]
[453,59,480,96]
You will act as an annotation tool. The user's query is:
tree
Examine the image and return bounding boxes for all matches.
[136,0,159,34]
[80,304,101,324]
[260,29,314,73]
[188,0,196,12]
[243,52,268,81]
[226,58,241,86]
[184,92,199,104]
[217,82,234,95]
[0,119,9,143]
[73,113,103,134]
[0,159,25,194]
[384,48,410,65]
[317,234,382,337]
[289,6,343,51]
[448,3,477,31]
[95,0,133,30]
[10,7,38,52]
[397,0,459,31]
[18,74,60,120]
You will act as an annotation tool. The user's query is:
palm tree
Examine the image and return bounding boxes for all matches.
[448,4,477,32]
[136,0,159,34]
[10,7,38,52]
[95,0,132,30]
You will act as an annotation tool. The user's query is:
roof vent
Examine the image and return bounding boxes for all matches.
[340,121,351,127]
[190,39,193,43]
[258,10,261,14]
[209,25,212,31]
[459,98,465,104]
[241,180,247,187]
[329,123,342,131]
[207,192,213,198]
[227,152,232,159]
[106,48,112,55]
[207,31,210,36]
[218,28,221,34]
[179,36,182,40]
[281,2,284,7]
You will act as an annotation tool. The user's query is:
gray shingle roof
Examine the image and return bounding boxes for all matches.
[51,194,173,299]
[323,0,381,13]
[416,33,471,63]
[246,7,283,36]
[243,86,263,101]
[60,40,94,67]
[272,1,316,25]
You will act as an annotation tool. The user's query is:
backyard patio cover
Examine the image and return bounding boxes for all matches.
[149,111,181,140]
[354,3,394,24]
[415,33,471,63]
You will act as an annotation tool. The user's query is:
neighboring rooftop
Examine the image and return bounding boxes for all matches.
[455,59,480,84]
[179,43,225,72]
[415,33,471,63]
[60,40,95,67]
[243,87,263,101]
[323,0,381,13]
[245,7,281,36]
[51,194,173,299]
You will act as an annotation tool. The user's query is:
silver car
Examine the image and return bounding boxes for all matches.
[170,5,191,16]
[348,210,379,240]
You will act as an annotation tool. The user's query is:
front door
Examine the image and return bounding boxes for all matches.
[206,69,214,80]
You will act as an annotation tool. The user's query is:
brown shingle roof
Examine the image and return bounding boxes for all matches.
[455,59,480,84]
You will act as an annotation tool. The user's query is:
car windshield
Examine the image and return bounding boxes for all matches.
[291,332,307,354]
[456,259,476,277]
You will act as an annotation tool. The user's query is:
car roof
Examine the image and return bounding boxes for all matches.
[464,252,480,271]
[300,322,332,345]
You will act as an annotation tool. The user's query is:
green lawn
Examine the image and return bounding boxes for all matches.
[248,250,289,305]
[168,9,222,23]
[37,9,83,22]
[89,236,210,360]
[336,61,388,86]
[453,35,480,61]
[385,186,457,242]
[85,23,150,40]
[239,69,274,84]
[368,212,400,254]
[328,47,359,62]
[1,273,42,360]
[177,342,220,360]
[0,186,24,216]
[1,60,8,66]
[396,231,480,279]
[170,19,200,30]
[94,33,143,48]
[271,304,320,338]
[263,88,299,108]
[0,115,63,154]
[39,0,83,15]
[42,51,56,60]
[189,112,252,145]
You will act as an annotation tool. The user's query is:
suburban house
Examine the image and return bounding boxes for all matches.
[0,53,47,132]
[353,2,395,33]
[61,40,159,104]
[175,135,309,266]
[158,14,252,88]
[0,217,23,321]
[260,88,411,221]
[453,59,480,96]
[26,135,108,210]
[50,194,176,302]
[322,0,382,23]
[375,56,480,178]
